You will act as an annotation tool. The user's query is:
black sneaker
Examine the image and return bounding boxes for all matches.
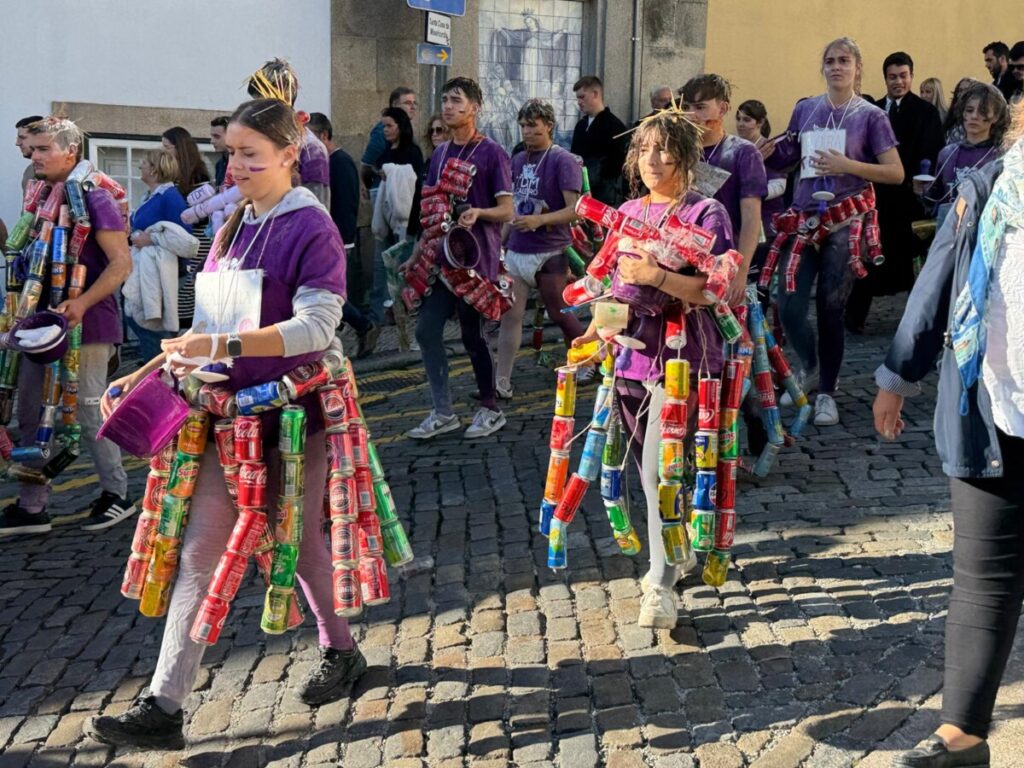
[80,491,137,532]
[299,646,367,706]
[83,695,185,750]
[0,504,52,536]
[893,735,990,767]
[356,324,381,359]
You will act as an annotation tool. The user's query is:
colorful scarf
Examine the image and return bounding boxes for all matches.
[950,139,1024,414]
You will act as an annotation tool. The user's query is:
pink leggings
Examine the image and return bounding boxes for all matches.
[150,434,352,711]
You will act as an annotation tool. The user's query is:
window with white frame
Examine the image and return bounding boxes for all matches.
[88,137,220,211]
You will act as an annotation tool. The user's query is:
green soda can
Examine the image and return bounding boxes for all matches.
[367,441,385,481]
[601,422,623,466]
[719,421,740,460]
[269,544,300,588]
[692,510,715,552]
[710,303,744,344]
[372,478,398,523]
[5,212,34,251]
[565,246,586,278]
[157,496,190,538]
[0,350,21,388]
[381,519,414,566]
[702,549,730,587]
[261,586,292,634]
[179,374,203,406]
[580,166,591,195]
[604,500,629,534]
[281,455,305,498]
[278,405,307,454]
[661,523,688,565]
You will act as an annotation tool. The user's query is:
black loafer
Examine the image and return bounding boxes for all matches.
[893,735,989,767]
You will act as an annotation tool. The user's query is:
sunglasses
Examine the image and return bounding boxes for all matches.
[430,126,445,134]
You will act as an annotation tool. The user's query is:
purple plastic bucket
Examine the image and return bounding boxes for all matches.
[97,369,189,458]
[11,311,69,364]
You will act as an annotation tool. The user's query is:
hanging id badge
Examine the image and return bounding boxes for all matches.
[693,161,732,198]
[801,128,847,179]
[191,268,264,335]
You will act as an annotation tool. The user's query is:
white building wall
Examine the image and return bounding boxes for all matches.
[0,0,331,223]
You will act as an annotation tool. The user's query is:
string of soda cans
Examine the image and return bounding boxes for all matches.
[121,353,414,643]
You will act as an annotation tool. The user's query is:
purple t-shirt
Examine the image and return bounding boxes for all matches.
[508,145,582,254]
[426,136,512,281]
[703,134,767,236]
[205,203,346,434]
[768,95,897,212]
[928,140,1003,205]
[614,192,735,383]
[300,128,330,187]
[80,188,126,345]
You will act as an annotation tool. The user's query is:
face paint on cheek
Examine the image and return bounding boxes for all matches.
[245,164,268,173]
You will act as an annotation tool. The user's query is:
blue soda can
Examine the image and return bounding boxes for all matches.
[600,464,621,501]
[11,446,46,462]
[790,403,812,438]
[753,442,781,478]
[762,406,785,445]
[28,240,49,280]
[578,428,607,482]
[547,518,568,569]
[236,381,290,415]
[590,385,613,430]
[65,179,88,220]
[693,470,717,510]
[539,498,556,537]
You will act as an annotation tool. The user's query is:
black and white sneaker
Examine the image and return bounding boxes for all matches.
[81,491,137,531]
[299,646,368,706]
[0,504,52,536]
[84,695,184,750]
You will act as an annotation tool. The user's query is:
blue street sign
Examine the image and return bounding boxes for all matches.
[417,43,452,66]
[407,0,465,16]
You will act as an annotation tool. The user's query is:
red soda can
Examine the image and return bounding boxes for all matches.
[234,416,263,462]
[446,158,477,177]
[191,595,230,645]
[130,512,159,556]
[121,554,149,600]
[330,520,359,567]
[664,305,686,350]
[697,378,721,430]
[351,424,369,468]
[238,461,268,508]
[199,386,238,418]
[142,472,167,514]
[227,507,267,557]
[150,440,177,473]
[716,459,738,510]
[318,386,347,431]
[327,474,357,520]
[178,409,210,456]
[23,180,46,213]
[562,276,602,306]
[68,220,91,259]
[38,182,65,223]
[253,548,274,578]
[326,430,355,477]
[659,398,688,441]
[0,428,14,461]
[214,420,237,469]
[586,233,621,282]
[549,416,574,452]
[210,551,248,600]
[714,508,736,550]
[282,360,332,400]
[754,371,777,409]
[224,468,240,503]
[553,473,588,525]
[68,263,87,299]
[766,345,791,379]
[359,556,390,606]
[332,567,362,617]
[722,359,744,410]
[358,513,383,557]
[355,467,374,513]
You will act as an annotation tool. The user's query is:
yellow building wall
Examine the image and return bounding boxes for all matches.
[704,0,1001,133]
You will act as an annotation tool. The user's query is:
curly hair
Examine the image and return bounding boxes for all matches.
[623,112,703,199]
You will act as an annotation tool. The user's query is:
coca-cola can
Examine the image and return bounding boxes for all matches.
[190,594,230,645]
[224,468,240,503]
[714,508,736,551]
[716,459,738,510]
[318,386,348,431]
[214,420,237,470]
[142,472,167,514]
[358,513,383,557]
[330,520,359,568]
[697,378,721,430]
[227,507,267,557]
[234,416,263,462]
[354,467,374,513]
[327,474,357,521]
[351,424,369,468]
[210,551,248,600]
[359,556,390,606]
[238,461,268,508]
[332,567,363,617]
[549,416,574,452]
[722,359,744,410]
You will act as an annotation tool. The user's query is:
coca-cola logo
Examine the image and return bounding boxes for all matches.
[240,463,268,485]
[698,407,716,423]
[234,419,262,439]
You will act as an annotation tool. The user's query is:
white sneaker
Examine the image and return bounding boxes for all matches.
[464,407,506,439]
[640,548,697,593]
[637,584,679,629]
[813,393,839,426]
[406,410,461,440]
[495,377,513,399]
[779,368,816,407]
[578,366,597,384]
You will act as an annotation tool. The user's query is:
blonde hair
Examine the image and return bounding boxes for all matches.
[821,37,863,73]
[25,116,85,160]
[920,77,949,115]
[143,150,180,185]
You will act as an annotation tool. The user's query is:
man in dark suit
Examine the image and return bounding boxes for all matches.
[570,75,627,206]
[984,41,1018,102]
[846,51,944,333]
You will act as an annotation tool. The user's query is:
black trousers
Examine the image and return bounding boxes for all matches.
[944,430,1024,737]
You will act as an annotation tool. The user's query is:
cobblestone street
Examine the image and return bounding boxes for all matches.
[3,295,1024,768]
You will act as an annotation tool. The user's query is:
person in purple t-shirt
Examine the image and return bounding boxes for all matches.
[86,100,364,750]
[401,77,514,441]
[0,118,134,538]
[680,75,767,304]
[495,99,584,398]
[763,37,903,427]
[572,111,735,631]
[735,100,788,237]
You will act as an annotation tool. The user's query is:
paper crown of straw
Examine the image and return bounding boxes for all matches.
[614,94,704,140]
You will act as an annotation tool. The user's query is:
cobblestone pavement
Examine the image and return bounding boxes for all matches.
[3,295,1024,768]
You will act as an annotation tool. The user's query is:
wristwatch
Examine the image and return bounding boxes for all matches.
[226,333,243,358]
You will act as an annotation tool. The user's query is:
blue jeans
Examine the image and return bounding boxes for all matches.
[370,235,396,325]
[127,317,175,364]
[342,302,372,336]
[775,228,855,394]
